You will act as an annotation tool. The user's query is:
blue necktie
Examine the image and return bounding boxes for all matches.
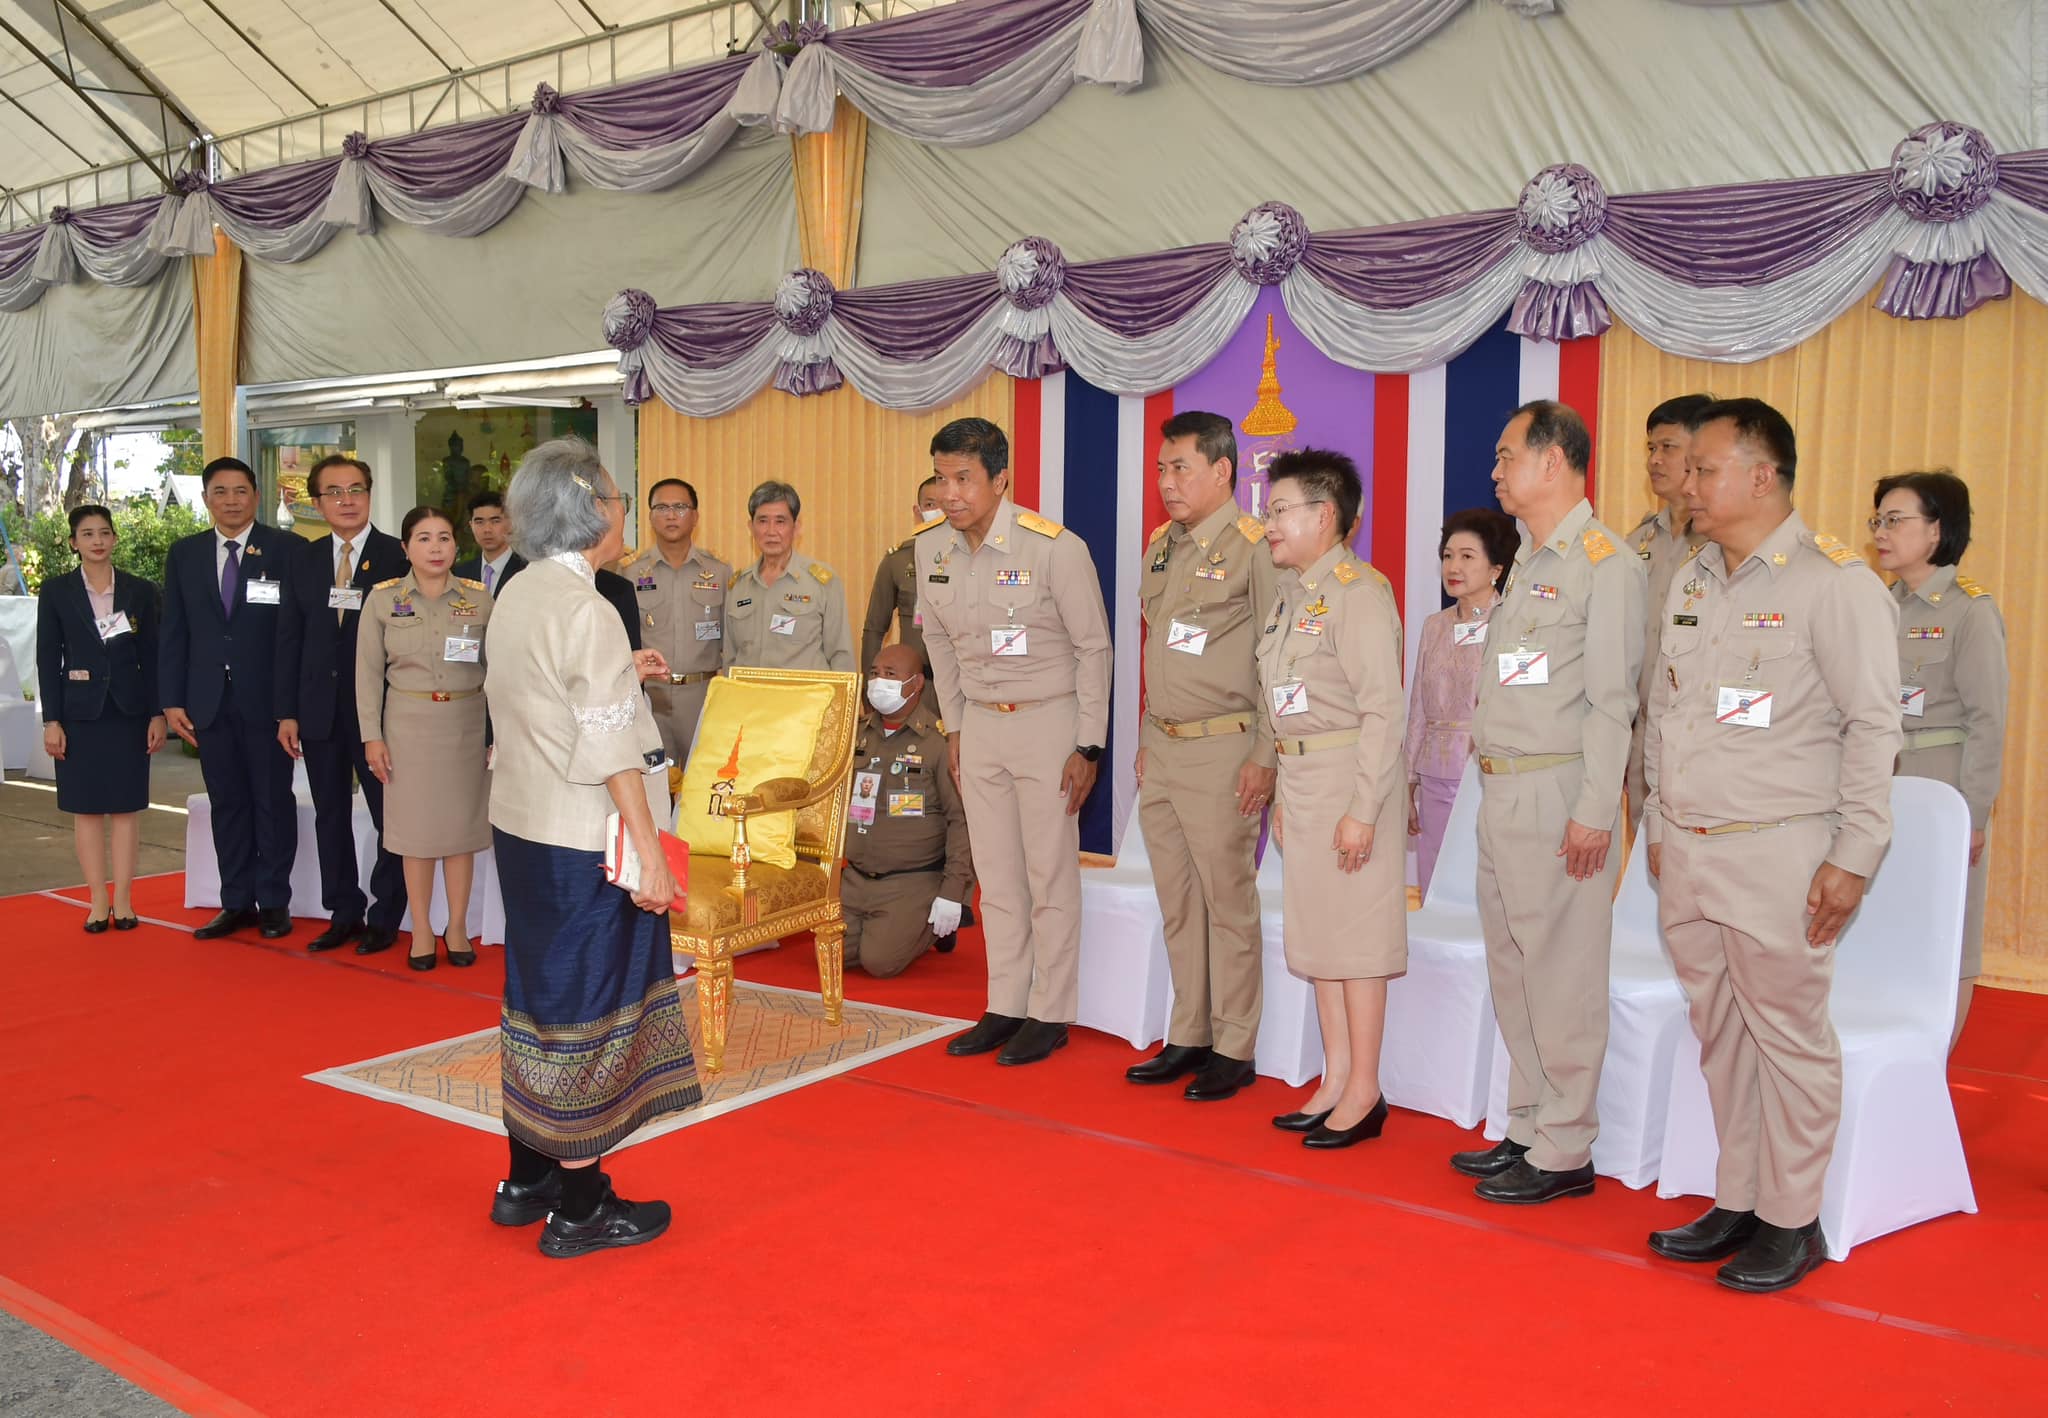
[220,539,240,618]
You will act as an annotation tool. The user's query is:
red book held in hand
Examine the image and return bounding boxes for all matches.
[603,812,690,910]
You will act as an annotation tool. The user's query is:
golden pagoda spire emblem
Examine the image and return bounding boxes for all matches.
[1241,313,1298,437]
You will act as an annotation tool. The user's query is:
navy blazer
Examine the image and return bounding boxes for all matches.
[594,567,643,652]
[453,551,527,593]
[159,522,298,729]
[36,567,160,725]
[274,526,406,740]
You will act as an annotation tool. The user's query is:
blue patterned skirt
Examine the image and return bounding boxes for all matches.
[494,829,701,1159]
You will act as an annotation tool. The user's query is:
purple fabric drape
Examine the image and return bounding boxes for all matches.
[1063,244,1236,334]
[774,358,845,395]
[1992,151,2048,213]
[834,273,1003,358]
[1602,170,1894,284]
[67,197,165,248]
[995,332,1065,378]
[1302,209,1520,309]
[0,227,47,278]
[824,0,1093,85]
[1506,280,1612,340]
[557,54,753,147]
[649,301,780,367]
[1873,253,2012,321]
[363,114,527,200]
[208,157,345,227]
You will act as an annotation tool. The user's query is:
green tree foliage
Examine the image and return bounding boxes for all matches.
[2,498,207,592]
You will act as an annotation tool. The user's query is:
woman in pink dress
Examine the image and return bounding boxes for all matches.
[1405,509,1518,897]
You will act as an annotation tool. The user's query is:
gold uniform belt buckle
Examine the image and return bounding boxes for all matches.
[430,691,452,703]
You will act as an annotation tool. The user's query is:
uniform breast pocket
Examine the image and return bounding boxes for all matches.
[917,575,958,624]
[1660,621,1704,666]
[687,589,724,630]
[1901,639,1950,677]
[1718,631,1795,690]
[382,620,430,664]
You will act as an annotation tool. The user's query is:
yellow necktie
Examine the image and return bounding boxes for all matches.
[335,539,354,624]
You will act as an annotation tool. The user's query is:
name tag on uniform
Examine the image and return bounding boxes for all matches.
[689,619,720,642]
[246,578,281,605]
[850,771,880,826]
[1498,650,1548,685]
[888,793,924,817]
[636,575,658,591]
[68,668,91,681]
[769,613,798,637]
[1166,620,1208,656]
[991,625,1027,656]
[444,635,481,664]
[1899,685,1927,718]
[94,611,132,641]
[735,598,753,608]
[1716,686,1773,728]
[327,587,363,612]
[1271,681,1309,717]
[1452,620,1487,647]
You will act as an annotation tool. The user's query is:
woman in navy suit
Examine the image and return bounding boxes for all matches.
[37,505,167,931]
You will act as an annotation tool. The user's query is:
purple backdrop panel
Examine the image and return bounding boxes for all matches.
[365,114,528,200]
[650,300,779,368]
[833,272,1004,358]
[1063,244,1236,336]
[1603,170,1893,285]
[1303,209,1520,309]
[559,54,754,147]
[823,0,1093,86]
[210,157,346,227]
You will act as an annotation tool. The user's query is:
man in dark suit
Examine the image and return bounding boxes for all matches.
[275,455,407,955]
[161,456,299,940]
[455,490,526,593]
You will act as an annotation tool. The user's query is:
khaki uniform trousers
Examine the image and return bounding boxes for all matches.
[961,696,1082,1021]
[1138,720,1263,1059]
[647,678,711,770]
[842,867,942,979]
[1475,757,1616,1172]
[1660,817,1841,1228]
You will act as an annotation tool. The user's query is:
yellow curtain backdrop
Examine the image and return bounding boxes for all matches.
[791,97,869,288]
[1595,295,2048,992]
[191,228,243,463]
[635,372,1015,657]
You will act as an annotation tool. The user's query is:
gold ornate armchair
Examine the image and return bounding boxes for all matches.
[669,667,860,1071]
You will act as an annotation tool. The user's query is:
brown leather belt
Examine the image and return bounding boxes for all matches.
[845,858,947,881]
[1275,729,1359,756]
[664,671,716,686]
[1478,752,1581,775]
[1148,711,1251,739]
[391,687,480,703]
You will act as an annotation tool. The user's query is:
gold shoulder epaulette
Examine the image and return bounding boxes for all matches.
[1582,528,1617,565]
[458,577,485,591]
[1147,520,1170,545]
[1017,510,1063,539]
[911,516,950,538]
[1332,561,1361,585]
[373,577,404,590]
[1683,543,1704,563]
[1956,574,1991,599]
[809,562,834,585]
[1811,532,1862,567]
[624,545,654,565]
[1235,514,1265,543]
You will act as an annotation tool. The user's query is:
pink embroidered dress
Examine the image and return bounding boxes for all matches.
[1404,596,1496,895]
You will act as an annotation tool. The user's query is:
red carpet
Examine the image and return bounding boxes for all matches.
[4,881,2045,1416]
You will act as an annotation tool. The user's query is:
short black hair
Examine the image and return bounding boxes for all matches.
[930,417,1009,478]
[308,454,372,498]
[67,503,113,537]
[1512,400,1591,476]
[917,474,941,497]
[1695,397,1797,490]
[1267,448,1362,541]
[1875,469,1972,566]
[647,478,697,509]
[1159,411,1239,488]
[468,490,506,513]
[1646,394,1714,433]
[401,505,457,542]
[201,456,256,490]
[1440,507,1519,594]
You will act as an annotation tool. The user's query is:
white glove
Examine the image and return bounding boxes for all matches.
[927,897,962,937]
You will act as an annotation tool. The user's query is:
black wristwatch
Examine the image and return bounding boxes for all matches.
[1076,744,1103,762]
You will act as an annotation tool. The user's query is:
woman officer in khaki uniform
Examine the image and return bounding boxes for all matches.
[1870,471,2008,1051]
[359,506,494,971]
[1258,449,1408,1150]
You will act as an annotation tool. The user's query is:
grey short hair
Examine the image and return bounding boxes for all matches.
[747,480,801,520]
[506,437,616,559]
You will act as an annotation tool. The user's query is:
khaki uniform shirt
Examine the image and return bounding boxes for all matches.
[1254,546,1405,822]
[618,543,731,679]
[1643,511,1902,875]
[861,538,929,672]
[917,499,1114,744]
[1627,507,1708,714]
[355,572,493,743]
[722,551,854,672]
[1892,562,2009,829]
[1472,498,1647,830]
[845,701,975,903]
[1140,501,1279,767]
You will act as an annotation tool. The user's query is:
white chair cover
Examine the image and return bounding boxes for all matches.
[1076,812,1172,1048]
[1253,832,1323,1087]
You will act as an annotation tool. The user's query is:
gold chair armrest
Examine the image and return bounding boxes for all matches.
[729,774,835,817]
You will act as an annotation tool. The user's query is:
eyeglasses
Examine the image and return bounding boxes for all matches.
[318,485,369,500]
[650,502,697,515]
[1866,513,1930,533]
[1267,499,1328,518]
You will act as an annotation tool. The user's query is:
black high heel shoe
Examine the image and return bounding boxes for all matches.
[82,914,110,935]
[445,936,477,968]
[1303,1096,1389,1150]
[112,916,139,931]
[1272,1108,1334,1133]
[408,942,437,971]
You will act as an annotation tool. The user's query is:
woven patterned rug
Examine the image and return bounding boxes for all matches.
[305,979,969,1150]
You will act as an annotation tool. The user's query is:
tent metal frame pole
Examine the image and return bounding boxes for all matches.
[0,11,168,183]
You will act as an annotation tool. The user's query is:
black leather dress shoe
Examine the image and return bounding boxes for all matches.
[1650,1206,1760,1263]
[258,908,292,939]
[1304,1096,1389,1150]
[1125,1043,1211,1085]
[112,917,139,932]
[1717,1220,1825,1293]
[538,1192,672,1259]
[82,915,110,935]
[491,1168,576,1226]
[946,1012,1025,1057]
[933,932,957,954]
[193,908,257,940]
[1184,1054,1256,1102]
[307,918,362,953]
[996,1019,1069,1066]
[355,926,399,956]
[1272,1108,1334,1133]
[1474,1158,1597,1205]
[1449,1137,1530,1178]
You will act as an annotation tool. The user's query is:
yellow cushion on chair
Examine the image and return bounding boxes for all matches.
[676,676,834,870]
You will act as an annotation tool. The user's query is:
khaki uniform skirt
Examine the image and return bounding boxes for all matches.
[1897,741,1989,978]
[381,690,490,857]
[1277,742,1408,981]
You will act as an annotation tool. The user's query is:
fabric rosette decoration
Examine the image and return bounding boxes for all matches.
[1876,122,2011,321]
[1230,202,1308,286]
[603,288,660,405]
[770,267,844,395]
[993,236,1067,378]
[1507,163,1612,341]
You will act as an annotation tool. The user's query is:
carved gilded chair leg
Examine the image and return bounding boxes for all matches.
[697,956,735,1073]
[814,921,845,1026]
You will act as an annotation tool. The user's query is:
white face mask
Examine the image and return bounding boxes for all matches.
[867,677,913,715]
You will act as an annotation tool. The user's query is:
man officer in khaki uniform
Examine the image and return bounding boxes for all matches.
[1644,398,1899,1293]
[843,642,975,977]
[723,481,854,672]
[618,477,730,766]
[1456,400,1646,1204]
[920,417,1113,1067]
[861,476,944,672]
[1624,394,1713,825]
[1124,411,1278,1103]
